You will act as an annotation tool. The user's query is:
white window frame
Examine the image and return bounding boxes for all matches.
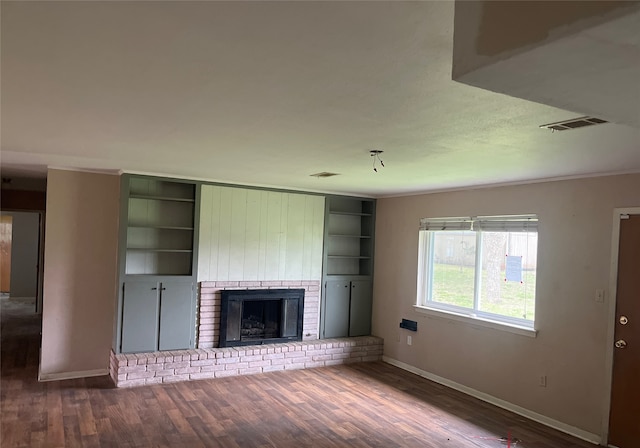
[416,215,538,333]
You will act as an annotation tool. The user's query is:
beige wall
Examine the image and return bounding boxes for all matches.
[373,173,640,435]
[452,0,635,79]
[40,169,120,379]
[452,1,640,129]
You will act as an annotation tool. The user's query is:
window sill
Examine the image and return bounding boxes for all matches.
[412,305,537,338]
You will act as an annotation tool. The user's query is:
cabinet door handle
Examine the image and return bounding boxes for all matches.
[160,287,166,291]
[151,287,158,290]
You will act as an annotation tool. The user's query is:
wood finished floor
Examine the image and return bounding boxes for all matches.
[1,296,595,448]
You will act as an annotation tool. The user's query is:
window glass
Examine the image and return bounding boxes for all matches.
[430,231,476,309]
[417,216,538,328]
[478,232,537,321]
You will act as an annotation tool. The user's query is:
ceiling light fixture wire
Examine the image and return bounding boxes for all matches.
[370,150,384,172]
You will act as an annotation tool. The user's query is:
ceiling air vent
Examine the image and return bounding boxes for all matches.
[310,172,339,178]
[540,116,608,132]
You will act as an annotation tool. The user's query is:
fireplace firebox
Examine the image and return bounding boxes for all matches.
[219,289,304,347]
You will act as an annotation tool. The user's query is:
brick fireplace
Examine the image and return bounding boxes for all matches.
[197,280,321,348]
[109,279,384,387]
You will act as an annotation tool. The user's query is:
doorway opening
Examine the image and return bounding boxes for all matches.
[0,211,42,312]
[0,210,44,378]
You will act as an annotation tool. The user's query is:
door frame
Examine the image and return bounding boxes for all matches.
[36,211,45,314]
[0,214,13,292]
[0,210,45,314]
[601,207,640,446]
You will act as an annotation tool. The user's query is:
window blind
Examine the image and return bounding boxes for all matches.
[419,217,473,231]
[474,215,538,232]
[419,215,537,232]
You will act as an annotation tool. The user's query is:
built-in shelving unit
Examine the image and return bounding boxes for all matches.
[125,178,196,276]
[321,196,375,339]
[324,197,374,277]
[116,175,199,354]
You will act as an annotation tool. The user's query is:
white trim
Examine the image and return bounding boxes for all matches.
[383,356,600,445]
[601,207,640,446]
[120,169,376,198]
[38,368,109,382]
[47,166,120,176]
[413,305,537,337]
[416,231,428,307]
[379,170,640,199]
[473,232,482,311]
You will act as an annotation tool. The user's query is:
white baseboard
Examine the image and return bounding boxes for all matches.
[38,368,109,382]
[382,356,600,445]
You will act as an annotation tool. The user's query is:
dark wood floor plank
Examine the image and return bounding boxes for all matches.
[45,385,66,447]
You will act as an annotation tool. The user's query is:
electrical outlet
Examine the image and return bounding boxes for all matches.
[595,289,605,303]
[539,375,547,387]
[407,335,412,346]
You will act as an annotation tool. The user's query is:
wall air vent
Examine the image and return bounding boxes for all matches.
[540,116,608,132]
[310,172,339,178]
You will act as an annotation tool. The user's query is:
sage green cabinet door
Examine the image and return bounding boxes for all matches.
[121,282,160,353]
[323,280,350,338]
[159,281,194,351]
[349,280,372,337]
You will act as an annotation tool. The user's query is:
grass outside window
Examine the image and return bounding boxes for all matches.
[431,263,536,321]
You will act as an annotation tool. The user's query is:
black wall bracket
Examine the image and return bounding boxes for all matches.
[399,319,417,332]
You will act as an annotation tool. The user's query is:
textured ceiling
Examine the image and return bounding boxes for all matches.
[2,1,639,196]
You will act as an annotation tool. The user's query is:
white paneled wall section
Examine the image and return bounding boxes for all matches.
[198,186,325,282]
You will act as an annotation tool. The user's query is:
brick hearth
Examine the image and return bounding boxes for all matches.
[110,336,383,387]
